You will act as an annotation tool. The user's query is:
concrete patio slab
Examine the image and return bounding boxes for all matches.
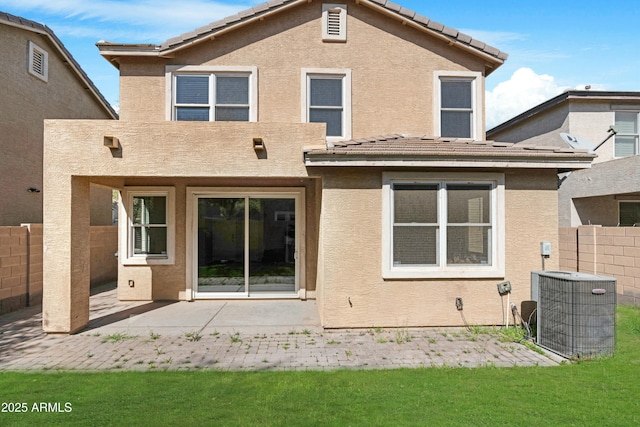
[80,287,322,336]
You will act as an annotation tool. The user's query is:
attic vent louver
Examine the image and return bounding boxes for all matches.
[322,4,347,42]
[28,41,48,82]
[327,9,341,35]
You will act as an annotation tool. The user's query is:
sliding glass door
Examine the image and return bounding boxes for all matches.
[193,192,299,297]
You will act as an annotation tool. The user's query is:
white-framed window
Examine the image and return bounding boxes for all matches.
[301,68,352,143]
[382,172,505,279]
[28,41,48,82]
[434,71,482,140]
[322,3,347,42]
[119,187,175,265]
[614,111,639,158]
[166,66,257,121]
[619,201,640,226]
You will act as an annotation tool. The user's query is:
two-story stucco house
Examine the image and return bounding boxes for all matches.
[488,90,640,228]
[42,0,594,333]
[0,12,118,227]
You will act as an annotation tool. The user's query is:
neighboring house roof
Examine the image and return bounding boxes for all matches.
[304,134,595,169]
[0,11,118,119]
[488,90,640,137]
[97,0,507,74]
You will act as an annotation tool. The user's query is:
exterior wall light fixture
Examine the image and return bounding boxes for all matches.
[253,137,264,151]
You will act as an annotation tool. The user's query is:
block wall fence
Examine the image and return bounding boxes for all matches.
[559,225,640,306]
[0,224,117,314]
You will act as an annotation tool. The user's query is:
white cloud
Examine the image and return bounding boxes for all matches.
[0,0,255,41]
[486,67,569,129]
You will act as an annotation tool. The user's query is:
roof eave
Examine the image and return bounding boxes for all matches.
[304,154,594,170]
[357,0,506,74]
[96,0,506,74]
[97,0,310,67]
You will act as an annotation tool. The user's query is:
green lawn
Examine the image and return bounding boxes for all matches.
[1,306,639,426]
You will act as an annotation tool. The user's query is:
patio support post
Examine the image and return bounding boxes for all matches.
[42,176,91,333]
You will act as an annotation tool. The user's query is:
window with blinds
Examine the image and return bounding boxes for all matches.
[614,112,639,158]
[173,73,251,122]
[391,182,492,268]
[121,187,175,265]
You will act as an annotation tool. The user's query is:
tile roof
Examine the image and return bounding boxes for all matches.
[304,134,596,164]
[0,11,118,119]
[98,0,507,67]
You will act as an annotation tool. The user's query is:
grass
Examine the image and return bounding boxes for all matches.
[198,262,295,278]
[100,332,136,344]
[1,306,639,426]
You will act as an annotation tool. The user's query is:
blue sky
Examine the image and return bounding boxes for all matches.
[1,0,639,127]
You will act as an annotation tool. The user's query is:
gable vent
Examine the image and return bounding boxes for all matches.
[32,50,45,75]
[326,9,342,35]
[322,4,347,42]
[28,41,48,82]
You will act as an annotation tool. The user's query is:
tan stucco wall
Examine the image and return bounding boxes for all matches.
[118,1,487,137]
[43,3,563,332]
[314,168,559,328]
[43,120,325,331]
[0,24,114,226]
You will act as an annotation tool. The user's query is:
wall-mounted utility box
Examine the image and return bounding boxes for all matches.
[540,241,551,256]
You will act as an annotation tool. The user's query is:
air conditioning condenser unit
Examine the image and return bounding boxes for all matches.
[531,271,616,359]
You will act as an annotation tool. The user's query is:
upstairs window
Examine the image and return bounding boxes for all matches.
[435,72,482,139]
[168,66,257,121]
[28,41,48,82]
[614,111,639,157]
[302,68,352,143]
[440,79,473,138]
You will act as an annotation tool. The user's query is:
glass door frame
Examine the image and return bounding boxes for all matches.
[186,187,305,299]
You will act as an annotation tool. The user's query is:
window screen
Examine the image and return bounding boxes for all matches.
[614,112,639,157]
[309,77,343,137]
[174,73,251,122]
[620,202,640,226]
[441,79,473,138]
[132,196,167,255]
[392,184,438,265]
[446,184,491,265]
[215,76,250,121]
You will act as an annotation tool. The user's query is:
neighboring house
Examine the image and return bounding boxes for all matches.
[42,0,594,333]
[0,12,118,226]
[487,90,640,227]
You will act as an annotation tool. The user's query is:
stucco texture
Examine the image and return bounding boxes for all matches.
[314,168,559,327]
[42,2,563,331]
[0,24,113,226]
